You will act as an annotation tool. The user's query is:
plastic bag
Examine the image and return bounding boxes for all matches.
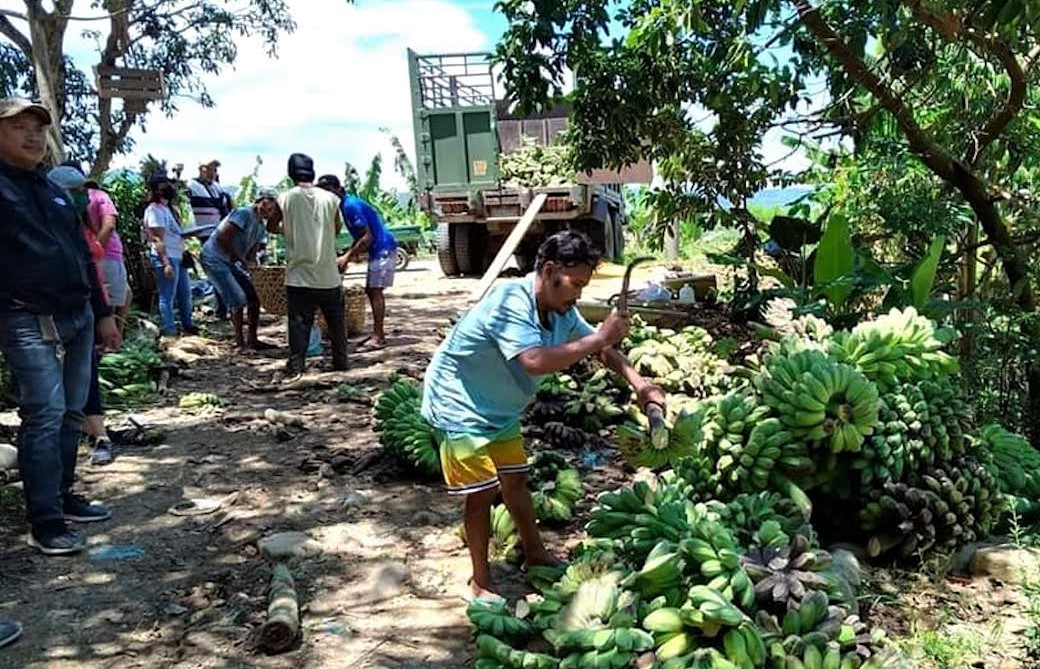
[307,324,323,357]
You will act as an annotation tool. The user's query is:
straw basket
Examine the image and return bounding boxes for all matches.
[317,284,366,338]
[249,265,366,336]
[251,265,288,316]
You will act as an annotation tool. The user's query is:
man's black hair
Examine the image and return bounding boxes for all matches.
[535,229,602,272]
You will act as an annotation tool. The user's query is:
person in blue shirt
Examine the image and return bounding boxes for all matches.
[421,230,666,602]
[200,188,281,351]
[316,175,397,351]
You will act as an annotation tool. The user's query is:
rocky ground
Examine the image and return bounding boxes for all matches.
[0,259,1038,669]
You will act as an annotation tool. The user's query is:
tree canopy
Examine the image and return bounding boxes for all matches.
[495,0,1040,437]
[0,0,309,175]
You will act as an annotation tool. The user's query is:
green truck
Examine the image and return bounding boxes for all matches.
[408,49,641,277]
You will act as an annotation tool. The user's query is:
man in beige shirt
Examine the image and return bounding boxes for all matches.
[269,153,348,374]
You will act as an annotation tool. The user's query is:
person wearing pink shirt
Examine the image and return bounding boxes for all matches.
[85,179,132,336]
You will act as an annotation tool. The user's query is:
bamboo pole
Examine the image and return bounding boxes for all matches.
[258,564,300,653]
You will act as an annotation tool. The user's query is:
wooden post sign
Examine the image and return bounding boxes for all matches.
[95,65,164,107]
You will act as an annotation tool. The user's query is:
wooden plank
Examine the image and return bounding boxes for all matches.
[470,192,547,304]
[96,65,162,78]
[98,89,164,101]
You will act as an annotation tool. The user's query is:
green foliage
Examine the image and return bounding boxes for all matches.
[814,215,855,310]
[4,0,329,173]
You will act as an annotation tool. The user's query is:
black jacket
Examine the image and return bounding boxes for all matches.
[0,161,111,318]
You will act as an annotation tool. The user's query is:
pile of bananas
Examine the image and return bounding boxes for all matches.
[177,391,225,413]
[620,322,732,398]
[526,365,628,432]
[757,349,879,453]
[546,570,656,669]
[755,595,889,669]
[859,455,1001,560]
[827,306,958,391]
[372,375,440,476]
[585,480,694,564]
[529,451,585,523]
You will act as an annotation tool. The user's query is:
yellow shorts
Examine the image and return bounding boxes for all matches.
[436,430,529,495]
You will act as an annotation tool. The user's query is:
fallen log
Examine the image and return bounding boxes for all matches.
[258,563,299,653]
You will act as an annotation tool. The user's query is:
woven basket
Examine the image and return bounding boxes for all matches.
[318,284,366,337]
[251,265,288,316]
[250,265,366,336]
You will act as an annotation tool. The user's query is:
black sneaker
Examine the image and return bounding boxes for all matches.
[27,528,86,555]
[0,619,22,647]
[182,325,201,336]
[63,494,111,523]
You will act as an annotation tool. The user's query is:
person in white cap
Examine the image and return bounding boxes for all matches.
[0,98,121,562]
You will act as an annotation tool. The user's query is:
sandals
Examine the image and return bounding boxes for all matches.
[460,578,506,605]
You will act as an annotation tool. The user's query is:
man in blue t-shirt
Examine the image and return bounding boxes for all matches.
[421,230,666,602]
[317,175,397,351]
[200,188,280,351]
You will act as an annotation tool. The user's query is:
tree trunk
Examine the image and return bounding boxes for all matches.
[663,216,679,260]
[25,2,70,165]
[948,161,1040,442]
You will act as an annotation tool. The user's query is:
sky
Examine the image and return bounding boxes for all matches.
[3,0,815,191]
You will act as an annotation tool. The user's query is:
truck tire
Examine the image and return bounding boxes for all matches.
[437,223,460,276]
[612,215,626,262]
[453,223,486,276]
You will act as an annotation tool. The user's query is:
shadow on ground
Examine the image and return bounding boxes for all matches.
[0,268,521,669]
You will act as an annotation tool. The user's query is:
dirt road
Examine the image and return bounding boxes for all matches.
[0,260,514,669]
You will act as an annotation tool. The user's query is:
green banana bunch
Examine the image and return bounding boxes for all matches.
[716,418,798,493]
[676,518,757,610]
[702,389,772,457]
[530,454,584,524]
[617,406,706,470]
[673,453,727,503]
[977,422,1040,499]
[586,479,692,563]
[552,570,626,633]
[757,349,879,454]
[491,504,522,564]
[468,600,535,641]
[373,376,441,476]
[620,540,684,599]
[715,493,808,551]
[476,634,559,669]
[827,306,958,391]
[177,391,225,412]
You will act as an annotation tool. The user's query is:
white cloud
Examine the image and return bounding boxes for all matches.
[97,0,493,191]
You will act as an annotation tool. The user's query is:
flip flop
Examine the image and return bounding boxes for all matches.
[355,341,387,353]
[250,340,279,351]
[460,579,506,605]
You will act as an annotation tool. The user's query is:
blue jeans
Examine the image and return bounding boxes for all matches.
[201,255,258,310]
[151,257,195,335]
[0,306,94,536]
